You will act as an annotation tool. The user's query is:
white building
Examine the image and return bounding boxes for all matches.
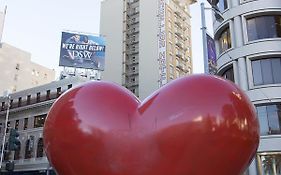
[100,0,196,100]
[212,0,281,174]
[0,43,56,95]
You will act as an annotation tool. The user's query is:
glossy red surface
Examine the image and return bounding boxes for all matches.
[43,74,259,175]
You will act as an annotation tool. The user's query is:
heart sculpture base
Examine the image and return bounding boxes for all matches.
[43,74,259,175]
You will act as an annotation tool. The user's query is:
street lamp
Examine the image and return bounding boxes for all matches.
[200,2,223,74]
[0,90,10,170]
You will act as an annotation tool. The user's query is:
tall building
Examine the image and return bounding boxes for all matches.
[211,0,281,174]
[100,0,196,100]
[0,43,56,95]
[0,76,87,174]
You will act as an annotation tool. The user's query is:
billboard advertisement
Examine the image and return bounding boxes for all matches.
[206,33,217,74]
[59,32,105,70]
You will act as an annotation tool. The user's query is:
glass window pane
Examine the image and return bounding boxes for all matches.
[271,58,281,83]
[247,18,258,41]
[261,59,274,84]
[257,106,269,135]
[267,105,281,134]
[252,60,263,85]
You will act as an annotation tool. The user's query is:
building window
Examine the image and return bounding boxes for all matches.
[46,90,50,100]
[36,138,44,158]
[252,58,281,86]
[216,0,228,12]
[257,152,281,175]
[15,120,19,130]
[14,142,21,160]
[36,92,40,103]
[23,118,28,130]
[247,15,281,42]
[221,66,234,82]
[57,87,62,97]
[256,104,281,135]
[27,95,31,105]
[34,114,47,128]
[24,139,33,159]
[218,27,231,53]
[6,122,10,133]
[18,97,22,107]
[68,84,72,89]
[169,65,174,76]
[1,102,5,111]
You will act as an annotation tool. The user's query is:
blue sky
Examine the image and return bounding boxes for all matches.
[1,0,213,77]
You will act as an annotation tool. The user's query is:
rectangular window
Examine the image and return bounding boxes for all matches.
[36,92,40,103]
[57,87,62,97]
[46,90,50,100]
[221,66,234,82]
[34,114,47,128]
[216,0,228,12]
[247,15,281,41]
[256,104,281,135]
[27,95,31,105]
[24,118,28,130]
[18,97,22,107]
[218,27,231,53]
[252,58,281,86]
[15,120,19,130]
[68,84,72,89]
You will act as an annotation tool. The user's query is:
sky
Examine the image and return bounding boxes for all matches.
[1,0,213,78]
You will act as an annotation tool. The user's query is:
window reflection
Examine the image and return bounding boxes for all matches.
[34,114,47,128]
[218,27,231,53]
[221,66,234,82]
[252,58,281,86]
[256,104,281,135]
[247,15,281,41]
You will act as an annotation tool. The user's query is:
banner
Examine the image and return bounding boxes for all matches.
[158,0,167,87]
[206,34,217,74]
[59,32,105,70]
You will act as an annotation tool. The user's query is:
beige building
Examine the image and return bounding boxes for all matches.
[100,0,196,100]
[0,43,55,95]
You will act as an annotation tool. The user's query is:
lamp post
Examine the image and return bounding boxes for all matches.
[201,2,209,74]
[0,91,10,170]
[200,2,224,74]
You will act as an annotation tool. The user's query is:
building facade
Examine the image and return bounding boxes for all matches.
[212,0,281,174]
[100,0,196,100]
[0,43,56,95]
[0,76,87,174]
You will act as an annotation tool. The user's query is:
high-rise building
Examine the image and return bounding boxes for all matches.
[211,0,281,174]
[100,0,196,100]
[0,43,56,95]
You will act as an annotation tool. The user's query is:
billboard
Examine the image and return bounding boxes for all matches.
[157,0,167,87]
[206,34,217,74]
[59,32,105,70]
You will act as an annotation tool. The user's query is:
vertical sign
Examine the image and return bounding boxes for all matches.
[158,0,167,87]
[206,33,217,74]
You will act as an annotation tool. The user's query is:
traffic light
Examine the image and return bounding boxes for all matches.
[8,128,20,151]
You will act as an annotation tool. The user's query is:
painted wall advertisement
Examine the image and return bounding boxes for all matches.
[206,33,217,74]
[59,32,106,70]
[158,0,167,87]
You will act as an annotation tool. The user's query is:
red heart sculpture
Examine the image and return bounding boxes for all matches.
[43,74,259,175]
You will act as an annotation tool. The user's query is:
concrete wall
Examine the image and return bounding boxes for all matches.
[100,0,124,85]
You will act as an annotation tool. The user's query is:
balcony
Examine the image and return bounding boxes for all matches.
[174,20,182,28]
[175,42,183,49]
